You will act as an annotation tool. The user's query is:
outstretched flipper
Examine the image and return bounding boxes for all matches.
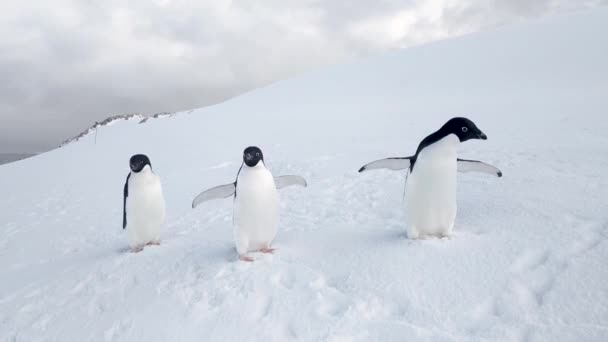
[123,173,130,229]
[457,158,503,177]
[358,157,412,173]
[274,175,307,189]
[192,183,236,208]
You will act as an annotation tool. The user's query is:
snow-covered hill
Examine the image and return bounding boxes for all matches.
[1,8,607,342]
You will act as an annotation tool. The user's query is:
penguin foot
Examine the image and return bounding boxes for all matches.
[260,248,275,254]
[131,246,144,253]
[146,240,161,246]
[439,233,454,239]
[239,255,254,262]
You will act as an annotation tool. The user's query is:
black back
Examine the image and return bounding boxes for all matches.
[410,117,487,171]
[233,163,243,198]
[123,173,130,229]
[123,154,152,229]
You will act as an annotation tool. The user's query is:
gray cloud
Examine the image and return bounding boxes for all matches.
[1,0,605,152]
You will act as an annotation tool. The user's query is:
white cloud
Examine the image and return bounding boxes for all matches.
[0,0,606,152]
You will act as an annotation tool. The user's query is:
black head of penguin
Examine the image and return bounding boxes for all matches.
[440,117,487,142]
[243,146,264,167]
[129,154,152,173]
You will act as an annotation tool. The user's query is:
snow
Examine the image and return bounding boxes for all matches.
[1,8,608,342]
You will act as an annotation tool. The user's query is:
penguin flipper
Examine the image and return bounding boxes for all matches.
[457,158,503,177]
[192,183,236,208]
[123,173,130,229]
[358,157,412,173]
[274,175,307,189]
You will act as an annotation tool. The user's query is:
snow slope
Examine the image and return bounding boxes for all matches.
[1,8,608,342]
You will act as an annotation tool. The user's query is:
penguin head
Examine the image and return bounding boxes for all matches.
[442,117,487,142]
[129,154,152,173]
[243,146,264,167]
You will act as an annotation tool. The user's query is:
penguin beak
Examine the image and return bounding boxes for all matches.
[478,132,487,140]
[245,153,253,161]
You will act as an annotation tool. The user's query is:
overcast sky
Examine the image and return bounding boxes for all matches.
[1,0,605,152]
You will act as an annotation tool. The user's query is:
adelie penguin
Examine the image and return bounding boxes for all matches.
[192,146,307,262]
[358,117,502,239]
[123,154,166,252]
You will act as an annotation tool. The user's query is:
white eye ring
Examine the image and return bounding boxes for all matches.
[461,127,468,132]
[256,152,260,157]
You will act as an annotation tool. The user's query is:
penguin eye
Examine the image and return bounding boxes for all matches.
[256,152,260,157]
[461,127,468,133]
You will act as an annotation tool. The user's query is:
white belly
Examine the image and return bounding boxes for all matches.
[233,164,279,253]
[405,135,458,238]
[126,169,165,247]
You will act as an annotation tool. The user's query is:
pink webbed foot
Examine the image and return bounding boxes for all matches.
[260,248,276,254]
[239,255,254,262]
[131,246,144,253]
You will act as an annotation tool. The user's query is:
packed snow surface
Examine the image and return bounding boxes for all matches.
[1,8,607,342]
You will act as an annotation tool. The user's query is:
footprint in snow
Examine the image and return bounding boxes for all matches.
[510,249,550,274]
[566,228,603,257]
[104,319,133,342]
[270,270,297,290]
[255,295,273,320]
[472,217,608,336]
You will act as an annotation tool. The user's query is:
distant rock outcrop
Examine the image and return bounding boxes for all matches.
[60,112,175,147]
[0,153,35,165]
[138,112,174,124]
